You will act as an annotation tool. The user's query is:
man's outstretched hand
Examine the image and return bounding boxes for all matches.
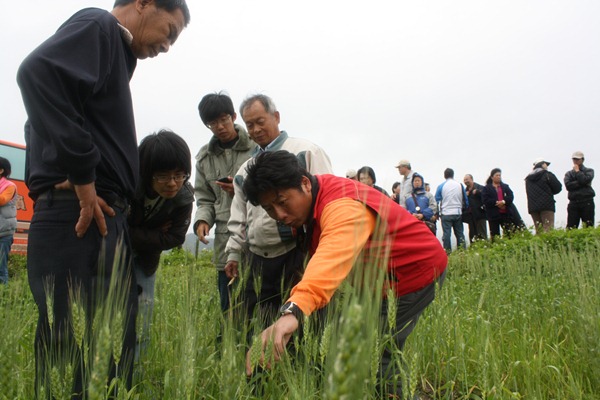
[245,315,298,376]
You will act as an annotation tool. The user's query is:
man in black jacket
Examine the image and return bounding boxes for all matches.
[17,1,190,397]
[463,174,488,241]
[564,151,595,229]
[525,158,562,233]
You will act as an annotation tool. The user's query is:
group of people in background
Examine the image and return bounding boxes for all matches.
[345,151,595,254]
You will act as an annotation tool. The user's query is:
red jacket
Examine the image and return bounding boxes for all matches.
[289,174,447,314]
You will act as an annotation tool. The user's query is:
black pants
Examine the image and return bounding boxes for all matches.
[27,191,137,399]
[488,214,518,239]
[567,199,595,229]
[380,270,446,398]
[241,247,306,326]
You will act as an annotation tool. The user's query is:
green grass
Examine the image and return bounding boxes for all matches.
[1,229,599,399]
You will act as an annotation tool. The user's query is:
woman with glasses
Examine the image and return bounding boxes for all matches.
[128,129,194,363]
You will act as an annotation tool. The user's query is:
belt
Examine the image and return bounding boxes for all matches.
[37,190,128,212]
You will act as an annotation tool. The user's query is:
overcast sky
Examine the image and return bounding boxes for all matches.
[2,0,599,229]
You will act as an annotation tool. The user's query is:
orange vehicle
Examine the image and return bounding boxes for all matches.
[0,140,33,254]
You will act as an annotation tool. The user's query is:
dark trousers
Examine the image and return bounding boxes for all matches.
[241,247,305,325]
[488,214,518,240]
[380,270,446,397]
[27,191,137,399]
[567,199,595,229]
[217,270,231,312]
[467,218,488,242]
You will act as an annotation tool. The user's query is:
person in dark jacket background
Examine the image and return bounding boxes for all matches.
[129,130,194,362]
[564,151,595,229]
[482,168,525,240]
[525,158,562,233]
[462,174,487,241]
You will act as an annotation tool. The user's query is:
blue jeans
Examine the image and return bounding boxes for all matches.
[0,235,12,284]
[134,264,156,362]
[441,214,465,252]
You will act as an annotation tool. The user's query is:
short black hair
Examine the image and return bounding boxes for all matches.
[244,151,309,206]
[444,168,454,179]
[138,129,191,189]
[357,166,377,183]
[198,92,235,126]
[113,0,191,26]
[392,181,400,191]
[0,157,11,178]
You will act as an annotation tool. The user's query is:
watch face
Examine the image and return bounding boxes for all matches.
[280,302,302,319]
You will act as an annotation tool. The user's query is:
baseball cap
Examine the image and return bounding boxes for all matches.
[395,159,410,168]
[571,151,584,159]
[532,157,550,166]
[345,169,357,179]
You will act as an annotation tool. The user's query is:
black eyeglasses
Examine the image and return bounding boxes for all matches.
[206,114,232,130]
[152,174,189,184]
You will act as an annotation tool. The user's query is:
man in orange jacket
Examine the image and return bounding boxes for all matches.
[236,150,448,397]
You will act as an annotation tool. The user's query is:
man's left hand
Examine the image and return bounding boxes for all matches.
[54,181,114,237]
[245,314,298,376]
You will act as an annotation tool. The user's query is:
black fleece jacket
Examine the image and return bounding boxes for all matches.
[17,8,138,201]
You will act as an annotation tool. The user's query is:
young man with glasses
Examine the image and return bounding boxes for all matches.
[194,92,257,311]
[128,129,194,365]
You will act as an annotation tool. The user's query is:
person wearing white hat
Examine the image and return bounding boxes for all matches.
[345,168,358,180]
[394,159,415,207]
[525,158,562,233]
[564,151,595,228]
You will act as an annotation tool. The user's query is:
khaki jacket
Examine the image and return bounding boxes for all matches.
[193,125,256,269]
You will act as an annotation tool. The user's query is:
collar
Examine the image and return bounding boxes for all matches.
[253,131,289,155]
[117,24,133,46]
[207,125,251,155]
[297,174,319,253]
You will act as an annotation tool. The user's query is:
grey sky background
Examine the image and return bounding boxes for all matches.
[2,0,599,230]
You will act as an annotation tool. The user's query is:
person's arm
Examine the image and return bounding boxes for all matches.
[304,146,334,174]
[245,198,376,375]
[503,184,515,205]
[547,172,563,195]
[427,193,438,220]
[288,198,376,315]
[193,154,217,243]
[17,19,113,186]
[435,183,443,204]
[0,185,16,206]
[577,167,595,186]
[130,202,193,252]
[399,192,407,208]
[481,186,496,209]
[462,184,469,208]
[422,194,435,220]
[17,18,116,236]
[224,167,250,277]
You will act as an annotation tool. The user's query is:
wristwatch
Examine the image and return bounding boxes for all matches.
[279,302,303,320]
